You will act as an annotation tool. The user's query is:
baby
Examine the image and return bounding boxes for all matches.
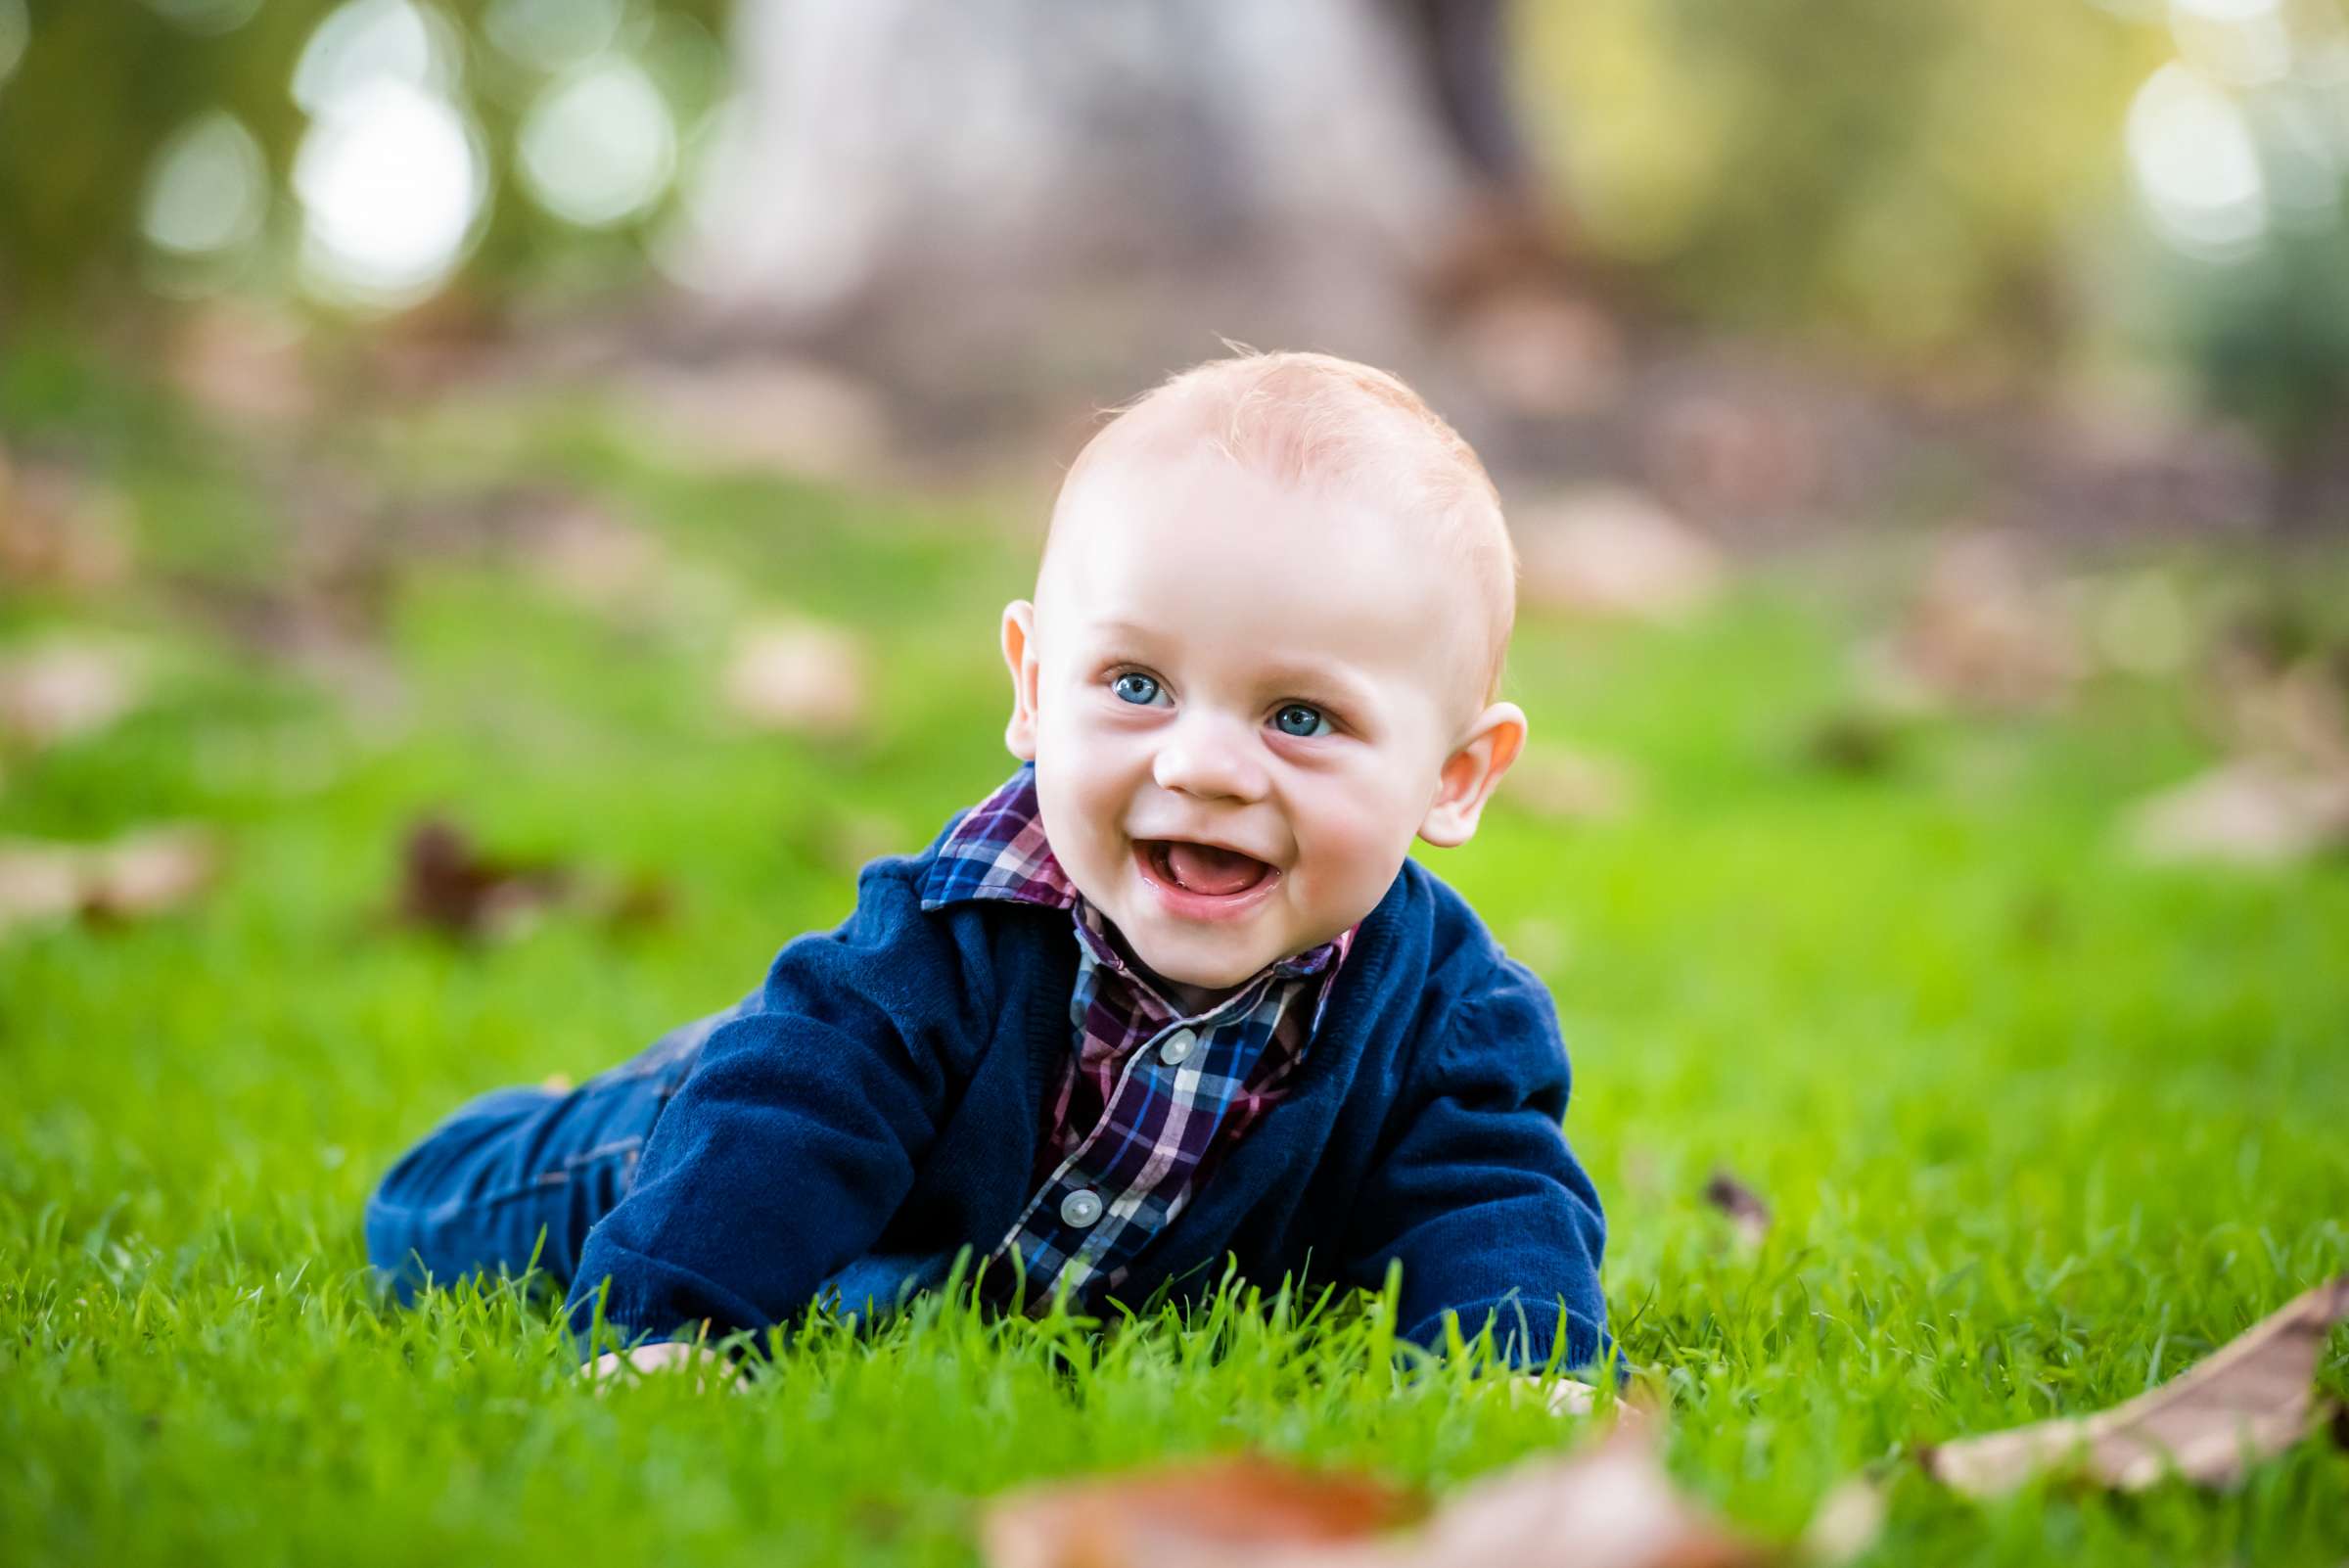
[366,350,1608,1386]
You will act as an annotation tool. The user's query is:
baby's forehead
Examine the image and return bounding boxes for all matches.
[1040,355,1515,705]
[1043,450,1495,715]
[1055,441,1467,599]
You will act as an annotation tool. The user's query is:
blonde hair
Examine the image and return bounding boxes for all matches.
[1049,348,1516,705]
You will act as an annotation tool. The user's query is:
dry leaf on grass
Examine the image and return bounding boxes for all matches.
[1922,1273,2349,1497]
[527,504,673,613]
[981,1430,1766,1568]
[0,454,136,591]
[2215,651,2349,774]
[724,620,870,737]
[1516,488,1726,623]
[393,819,671,941]
[2122,623,2349,868]
[1795,1477,1884,1567]
[1799,712,1902,777]
[1507,749,1640,823]
[1700,1170,1773,1249]
[395,819,573,941]
[0,642,141,748]
[0,828,221,934]
[1869,532,2082,714]
[165,300,317,428]
[984,1455,1420,1568]
[2125,758,2349,868]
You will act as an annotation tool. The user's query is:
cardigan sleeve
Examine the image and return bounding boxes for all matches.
[1340,957,1609,1372]
[563,862,981,1351]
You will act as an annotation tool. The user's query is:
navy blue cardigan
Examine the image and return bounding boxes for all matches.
[564,836,1608,1369]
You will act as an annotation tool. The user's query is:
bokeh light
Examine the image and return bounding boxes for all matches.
[517,57,677,229]
[484,0,626,74]
[293,0,461,114]
[2169,0,2293,86]
[294,77,486,306]
[139,111,268,260]
[289,0,484,308]
[2126,62,2270,258]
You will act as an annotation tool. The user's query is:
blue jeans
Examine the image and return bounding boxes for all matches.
[365,1007,738,1303]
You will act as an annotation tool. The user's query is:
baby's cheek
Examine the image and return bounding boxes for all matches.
[1300,799,1410,917]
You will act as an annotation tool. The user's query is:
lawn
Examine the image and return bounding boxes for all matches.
[3,346,2346,1567]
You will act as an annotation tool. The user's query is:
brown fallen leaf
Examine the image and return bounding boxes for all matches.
[1870,532,2082,714]
[526,502,672,614]
[1516,488,1726,623]
[0,642,141,748]
[983,1455,1421,1568]
[723,620,871,737]
[2125,758,2349,868]
[165,300,317,428]
[0,454,136,591]
[2209,640,2349,777]
[83,828,221,920]
[396,818,572,942]
[1700,1170,1773,1249]
[1800,712,1901,777]
[0,827,221,935]
[1922,1273,2349,1497]
[1506,749,1640,823]
[980,1429,1767,1568]
[1350,1432,1764,1568]
[1795,1476,1884,1568]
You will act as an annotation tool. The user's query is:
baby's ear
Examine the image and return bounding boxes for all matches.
[1000,600,1041,761]
[1418,701,1526,848]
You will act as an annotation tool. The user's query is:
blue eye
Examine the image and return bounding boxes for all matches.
[1111,672,1163,706]
[1272,704,1330,738]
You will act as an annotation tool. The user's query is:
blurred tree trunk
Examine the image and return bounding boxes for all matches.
[668,0,1518,408]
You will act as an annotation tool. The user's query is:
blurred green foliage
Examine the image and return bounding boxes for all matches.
[1524,0,2171,361]
[0,0,2341,473]
[0,0,727,308]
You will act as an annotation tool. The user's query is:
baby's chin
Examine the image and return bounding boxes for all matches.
[1118,915,1319,996]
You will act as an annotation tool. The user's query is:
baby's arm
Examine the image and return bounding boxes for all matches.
[560,863,983,1364]
[1342,958,1608,1375]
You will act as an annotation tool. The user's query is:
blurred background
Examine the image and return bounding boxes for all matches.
[3,0,2347,515]
[3,0,2347,919]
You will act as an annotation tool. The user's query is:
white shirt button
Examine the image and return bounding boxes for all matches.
[1159,1028,1197,1066]
[1059,1189,1103,1228]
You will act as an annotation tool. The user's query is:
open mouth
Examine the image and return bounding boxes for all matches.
[1136,839,1277,900]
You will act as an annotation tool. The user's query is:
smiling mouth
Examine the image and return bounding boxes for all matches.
[1137,839,1277,899]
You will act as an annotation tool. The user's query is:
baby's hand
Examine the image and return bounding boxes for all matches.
[1529,1375,1598,1416]
[579,1339,745,1391]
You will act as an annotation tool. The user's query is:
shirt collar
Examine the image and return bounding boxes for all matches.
[920,763,1354,990]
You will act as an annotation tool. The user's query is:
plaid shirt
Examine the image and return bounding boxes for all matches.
[919,765,1353,1309]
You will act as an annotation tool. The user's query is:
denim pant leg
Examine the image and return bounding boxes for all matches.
[365,1006,739,1303]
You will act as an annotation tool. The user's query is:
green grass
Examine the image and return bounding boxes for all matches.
[4,348,2347,1567]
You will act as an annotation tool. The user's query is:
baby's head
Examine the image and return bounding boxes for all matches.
[1000,349,1525,1001]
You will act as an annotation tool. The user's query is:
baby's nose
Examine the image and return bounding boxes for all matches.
[1151,715,1269,803]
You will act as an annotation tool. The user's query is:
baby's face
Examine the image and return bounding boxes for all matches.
[1003,446,1520,1000]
